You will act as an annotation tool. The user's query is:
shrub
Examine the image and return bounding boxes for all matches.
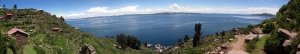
[33,46,45,54]
[262,23,275,34]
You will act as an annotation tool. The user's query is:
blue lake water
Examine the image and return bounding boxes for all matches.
[66,13,275,46]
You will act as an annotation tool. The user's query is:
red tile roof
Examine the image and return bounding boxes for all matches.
[7,28,27,35]
[52,27,60,31]
[6,13,13,16]
[0,16,3,18]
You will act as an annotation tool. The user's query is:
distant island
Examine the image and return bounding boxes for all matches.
[152,12,201,15]
[251,13,275,16]
[86,12,201,19]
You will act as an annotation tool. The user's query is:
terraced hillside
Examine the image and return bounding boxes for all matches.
[0,8,155,54]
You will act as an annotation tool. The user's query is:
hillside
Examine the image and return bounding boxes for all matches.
[0,8,155,54]
[165,0,300,54]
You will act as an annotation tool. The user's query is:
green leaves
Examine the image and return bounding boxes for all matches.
[193,23,202,47]
[264,30,283,54]
[262,22,275,34]
[116,34,141,50]
[184,34,189,42]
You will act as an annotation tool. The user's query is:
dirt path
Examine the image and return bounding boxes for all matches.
[231,35,245,51]
[228,35,248,54]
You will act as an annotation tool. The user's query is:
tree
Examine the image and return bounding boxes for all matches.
[262,23,275,34]
[116,33,141,50]
[193,23,202,47]
[221,30,226,36]
[144,42,147,47]
[184,34,189,42]
[178,39,182,43]
[60,16,65,21]
[247,24,254,29]
[215,32,219,36]
[194,23,202,34]
[13,4,17,9]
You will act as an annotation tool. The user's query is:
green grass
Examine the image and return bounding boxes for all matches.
[255,34,270,49]
[23,45,37,54]
[57,35,70,54]
[7,48,14,54]
[250,34,270,54]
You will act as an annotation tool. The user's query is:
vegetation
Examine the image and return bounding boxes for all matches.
[0,5,154,54]
[264,30,283,54]
[262,22,275,34]
[245,35,259,53]
[178,39,182,43]
[193,23,202,47]
[13,4,17,9]
[184,34,189,42]
[0,33,8,54]
[290,32,300,54]
[116,33,141,50]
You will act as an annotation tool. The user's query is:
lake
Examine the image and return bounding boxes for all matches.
[66,13,275,46]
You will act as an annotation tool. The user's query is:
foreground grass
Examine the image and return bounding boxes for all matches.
[251,34,270,54]
[23,45,37,54]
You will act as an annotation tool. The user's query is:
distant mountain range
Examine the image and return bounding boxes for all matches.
[251,13,275,16]
[86,12,201,18]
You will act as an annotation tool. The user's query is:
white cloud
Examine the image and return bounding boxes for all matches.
[273,5,277,7]
[64,3,279,19]
[56,13,67,18]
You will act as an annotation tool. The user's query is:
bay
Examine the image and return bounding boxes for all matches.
[66,13,275,46]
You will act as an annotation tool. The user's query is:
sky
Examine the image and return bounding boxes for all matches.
[0,0,289,19]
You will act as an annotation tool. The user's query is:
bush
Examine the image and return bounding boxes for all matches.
[262,23,275,34]
[33,46,45,54]
[264,30,283,54]
[0,34,8,54]
[246,36,259,52]
[290,32,300,54]
[116,34,141,50]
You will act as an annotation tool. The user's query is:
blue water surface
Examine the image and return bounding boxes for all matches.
[66,13,275,46]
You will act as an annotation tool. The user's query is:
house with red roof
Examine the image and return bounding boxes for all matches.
[0,16,4,21]
[52,27,60,31]
[7,28,28,45]
[6,13,13,19]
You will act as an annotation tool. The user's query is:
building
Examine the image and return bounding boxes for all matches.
[7,28,28,45]
[6,13,13,19]
[0,16,4,21]
[52,27,60,31]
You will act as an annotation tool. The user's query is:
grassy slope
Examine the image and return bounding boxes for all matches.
[252,34,270,54]
[169,31,236,54]
[0,8,154,54]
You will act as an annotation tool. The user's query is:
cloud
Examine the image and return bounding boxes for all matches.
[273,5,277,7]
[64,3,279,19]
